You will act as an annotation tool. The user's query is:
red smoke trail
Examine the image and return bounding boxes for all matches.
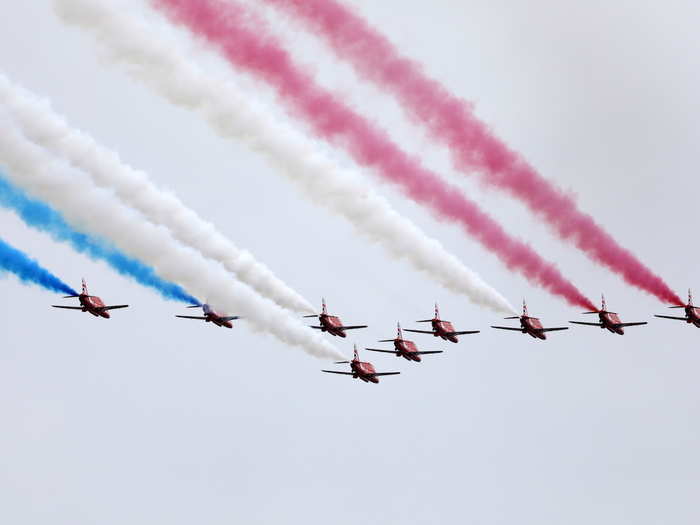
[258,0,682,306]
[154,0,596,310]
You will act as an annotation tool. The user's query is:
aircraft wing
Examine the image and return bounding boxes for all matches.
[654,314,687,321]
[403,329,435,334]
[490,326,523,331]
[340,325,368,330]
[416,351,443,355]
[364,348,397,354]
[368,372,401,377]
[540,327,569,332]
[51,305,83,310]
[175,315,207,320]
[613,322,648,328]
[99,305,129,311]
[447,330,480,336]
[221,316,240,322]
[321,370,354,375]
[569,321,603,327]
[310,325,324,329]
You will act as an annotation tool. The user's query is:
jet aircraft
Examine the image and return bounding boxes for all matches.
[51,279,128,319]
[569,295,647,335]
[654,290,700,328]
[304,298,367,337]
[176,303,240,328]
[403,303,479,343]
[365,323,443,362]
[491,301,568,340]
[321,345,400,383]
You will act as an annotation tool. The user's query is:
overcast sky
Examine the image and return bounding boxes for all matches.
[1,1,699,524]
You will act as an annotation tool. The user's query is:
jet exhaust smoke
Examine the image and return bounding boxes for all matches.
[0,117,344,360]
[261,0,682,306]
[53,0,516,315]
[151,0,594,310]
[0,172,197,304]
[0,73,313,314]
[0,236,77,295]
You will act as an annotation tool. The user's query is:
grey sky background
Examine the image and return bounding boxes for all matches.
[1,1,699,523]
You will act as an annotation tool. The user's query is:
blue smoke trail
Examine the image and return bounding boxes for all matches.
[0,236,77,295]
[0,173,198,304]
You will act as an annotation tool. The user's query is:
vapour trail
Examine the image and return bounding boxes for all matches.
[53,0,516,315]
[261,0,682,306]
[0,172,197,304]
[0,117,343,359]
[152,0,595,310]
[0,236,77,295]
[0,73,313,314]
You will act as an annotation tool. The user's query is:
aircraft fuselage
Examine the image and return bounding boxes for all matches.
[430,319,459,343]
[202,304,233,328]
[79,294,110,318]
[685,306,700,327]
[318,314,348,337]
[352,360,379,383]
[394,339,422,362]
[600,312,625,334]
[522,317,547,339]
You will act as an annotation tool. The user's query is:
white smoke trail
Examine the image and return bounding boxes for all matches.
[0,116,344,360]
[0,73,314,314]
[54,0,515,315]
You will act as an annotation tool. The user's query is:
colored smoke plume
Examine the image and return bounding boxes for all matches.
[262,0,682,306]
[153,0,595,310]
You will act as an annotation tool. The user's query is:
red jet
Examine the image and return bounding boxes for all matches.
[365,323,443,362]
[569,295,647,335]
[403,303,479,343]
[655,290,700,328]
[176,303,240,328]
[321,345,400,383]
[304,298,367,337]
[51,279,128,319]
[491,301,568,340]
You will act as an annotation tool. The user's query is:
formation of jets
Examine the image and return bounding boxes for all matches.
[49,281,698,384]
[318,295,690,383]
